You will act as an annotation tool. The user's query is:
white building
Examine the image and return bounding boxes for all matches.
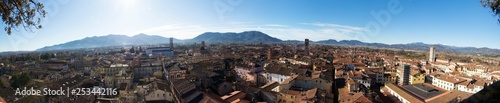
[456,79,490,94]
[103,64,129,76]
[266,72,293,84]
[265,64,298,84]
[432,74,467,90]
[235,65,260,82]
[457,83,483,94]
[145,47,174,57]
[278,58,309,65]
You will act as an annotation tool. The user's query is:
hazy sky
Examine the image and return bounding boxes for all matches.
[1,0,499,52]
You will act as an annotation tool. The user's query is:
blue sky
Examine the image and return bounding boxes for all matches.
[0,0,499,52]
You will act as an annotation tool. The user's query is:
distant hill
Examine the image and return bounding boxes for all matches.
[36,34,186,51]
[315,40,500,55]
[191,31,281,43]
[34,31,500,55]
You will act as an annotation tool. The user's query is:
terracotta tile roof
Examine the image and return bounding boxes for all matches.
[437,75,467,84]
[339,92,364,103]
[266,64,295,76]
[260,81,279,91]
[384,83,424,103]
[354,95,373,103]
[0,96,6,103]
[427,90,472,103]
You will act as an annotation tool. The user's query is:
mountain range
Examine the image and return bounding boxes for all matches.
[35,31,500,55]
[36,34,184,51]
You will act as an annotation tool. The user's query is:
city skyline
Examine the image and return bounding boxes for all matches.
[1,0,500,52]
[1,1,500,102]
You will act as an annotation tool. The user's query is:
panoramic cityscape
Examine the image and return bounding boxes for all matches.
[1,0,500,103]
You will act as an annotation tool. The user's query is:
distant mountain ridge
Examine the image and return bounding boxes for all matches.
[35,31,500,55]
[36,33,187,51]
[315,40,500,55]
[191,31,281,43]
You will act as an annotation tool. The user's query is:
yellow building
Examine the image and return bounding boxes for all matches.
[383,73,398,84]
[410,71,425,84]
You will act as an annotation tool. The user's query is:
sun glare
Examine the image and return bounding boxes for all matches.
[119,0,136,9]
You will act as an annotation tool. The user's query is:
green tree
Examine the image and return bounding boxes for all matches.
[130,47,135,53]
[0,0,47,35]
[40,53,49,60]
[50,53,56,58]
[10,73,32,88]
[481,0,500,23]
[0,79,3,87]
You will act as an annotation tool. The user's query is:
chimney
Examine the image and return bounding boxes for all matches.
[169,37,174,49]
